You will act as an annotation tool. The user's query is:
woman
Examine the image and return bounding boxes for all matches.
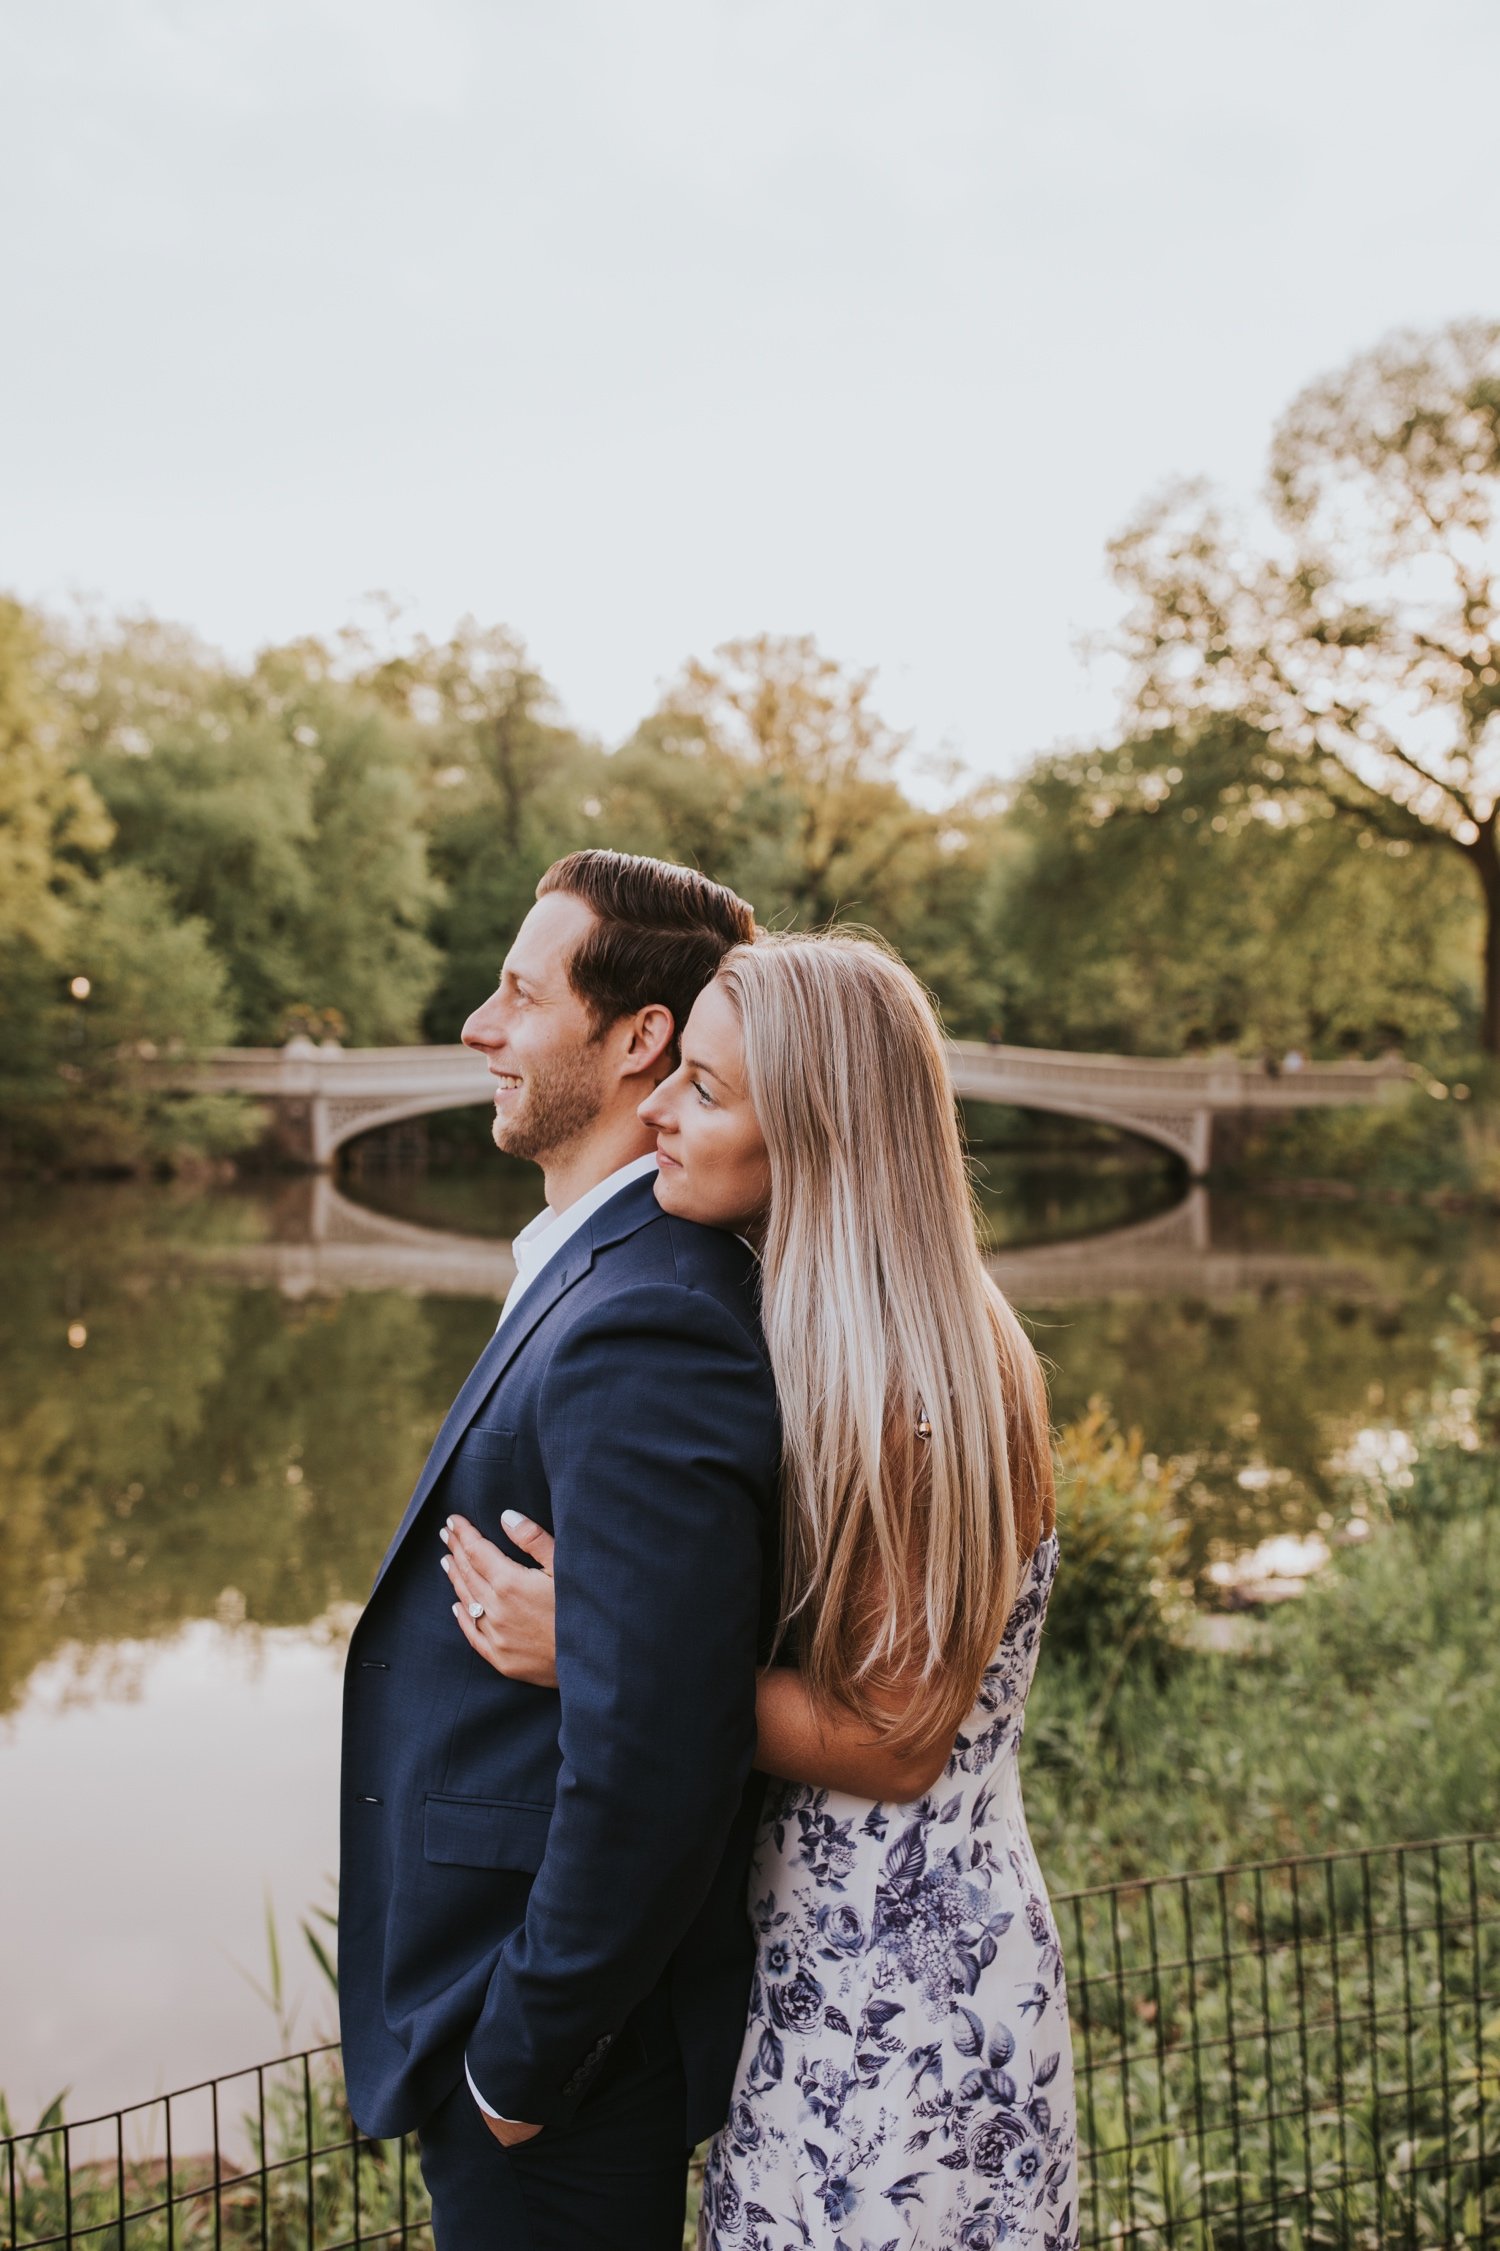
[442,933,1078,2251]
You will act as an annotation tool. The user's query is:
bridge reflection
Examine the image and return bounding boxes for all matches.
[180,1180,1377,1305]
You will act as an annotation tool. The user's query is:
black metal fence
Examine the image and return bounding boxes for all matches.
[4,1834,1497,2249]
[1059,1833,1499,2247]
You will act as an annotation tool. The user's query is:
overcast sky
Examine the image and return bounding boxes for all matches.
[5,0,1497,785]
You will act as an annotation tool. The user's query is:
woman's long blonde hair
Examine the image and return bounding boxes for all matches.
[717,931,1054,1757]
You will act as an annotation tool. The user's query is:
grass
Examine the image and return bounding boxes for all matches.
[1025,1373,1500,1894]
[0,2058,432,2250]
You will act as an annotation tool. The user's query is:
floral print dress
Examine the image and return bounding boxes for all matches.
[699,1533,1077,2251]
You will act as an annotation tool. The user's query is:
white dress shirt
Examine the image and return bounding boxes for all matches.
[496,1150,660,1333]
[467,1149,659,2124]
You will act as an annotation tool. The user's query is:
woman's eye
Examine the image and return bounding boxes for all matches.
[693,1079,715,1107]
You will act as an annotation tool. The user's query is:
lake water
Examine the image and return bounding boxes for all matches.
[3,1145,1497,2127]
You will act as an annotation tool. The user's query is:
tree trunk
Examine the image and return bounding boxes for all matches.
[1474,822,1500,1058]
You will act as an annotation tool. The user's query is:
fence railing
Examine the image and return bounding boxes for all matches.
[4,1834,1497,2250]
[1059,1833,1499,2247]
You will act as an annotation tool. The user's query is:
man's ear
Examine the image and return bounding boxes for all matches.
[618,1003,676,1083]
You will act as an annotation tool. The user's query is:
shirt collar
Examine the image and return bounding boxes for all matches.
[512,1151,659,1278]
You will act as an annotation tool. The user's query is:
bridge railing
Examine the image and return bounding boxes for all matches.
[196,1039,1410,1088]
[5,1833,1495,2249]
[948,1041,1410,1105]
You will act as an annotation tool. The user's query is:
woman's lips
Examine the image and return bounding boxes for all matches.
[655,1144,682,1170]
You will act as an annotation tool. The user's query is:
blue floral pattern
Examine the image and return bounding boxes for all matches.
[699,1534,1077,2251]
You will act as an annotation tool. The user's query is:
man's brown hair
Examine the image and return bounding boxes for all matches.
[536,850,756,1045]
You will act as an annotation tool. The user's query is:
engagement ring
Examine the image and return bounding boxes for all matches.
[467,1601,486,1621]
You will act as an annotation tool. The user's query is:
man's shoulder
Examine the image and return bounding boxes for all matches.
[533,1204,777,1453]
[595,1204,760,1318]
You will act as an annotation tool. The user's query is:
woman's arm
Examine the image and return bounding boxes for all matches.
[754,1664,952,1802]
[443,1513,952,1802]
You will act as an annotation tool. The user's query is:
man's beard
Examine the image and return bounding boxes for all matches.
[492,1042,609,1164]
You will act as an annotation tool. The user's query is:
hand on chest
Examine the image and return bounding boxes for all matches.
[442,1416,554,1563]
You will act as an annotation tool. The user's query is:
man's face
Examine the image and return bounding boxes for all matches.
[461,892,610,1164]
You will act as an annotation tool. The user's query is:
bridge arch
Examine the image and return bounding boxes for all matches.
[315,1087,500,1165]
[327,1081,1206,1174]
[951,1086,1206,1173]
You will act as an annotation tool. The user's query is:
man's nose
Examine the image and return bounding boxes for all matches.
[462,994,504,1051]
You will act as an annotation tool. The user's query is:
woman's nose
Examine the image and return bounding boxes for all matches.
[639,1083,675,1130]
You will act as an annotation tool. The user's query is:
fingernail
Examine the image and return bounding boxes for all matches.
[440,1557,452,1575]
[439,1526,450,1545]
[502,1510,523,1531]
[445,1516,455,1529]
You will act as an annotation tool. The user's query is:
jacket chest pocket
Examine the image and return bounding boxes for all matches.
[423,1793,552,1871]
[457,1424,516,1464]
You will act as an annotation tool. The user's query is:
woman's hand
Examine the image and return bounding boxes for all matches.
[441,1511,558,1688]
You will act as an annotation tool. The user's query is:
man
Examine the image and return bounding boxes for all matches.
[339,851,779,2249]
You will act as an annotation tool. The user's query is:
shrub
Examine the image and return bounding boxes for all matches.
[1046,1405,1192,1674]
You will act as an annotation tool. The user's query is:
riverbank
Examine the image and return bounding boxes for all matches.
[1219,1066,1500,1211]
[1030,1318,1500,1889]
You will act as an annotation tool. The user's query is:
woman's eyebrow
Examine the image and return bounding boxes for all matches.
[682,1052,725,1084]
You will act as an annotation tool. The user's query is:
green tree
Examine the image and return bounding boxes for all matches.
[0,867,250,1170]
[60,616,442,1043]
[0,599,249,1168]
[993,723,1477,1058]
[249,640,442,1041]
[1108,318,1500,1048]
[612,634,925,918]
[359,619,606,1035]
[0,596,111,951]
[604,634,998,1025]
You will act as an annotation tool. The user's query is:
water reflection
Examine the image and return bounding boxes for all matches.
[161,1175,1380,1308]
[0,1185,486,1718]
[5,1622,346,2129]
[5,1165,1491,1719]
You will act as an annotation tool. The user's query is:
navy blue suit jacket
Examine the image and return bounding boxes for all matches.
[338,1174,780,2146]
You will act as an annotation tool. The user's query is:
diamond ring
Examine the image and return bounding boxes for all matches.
[467,1601,486,1621]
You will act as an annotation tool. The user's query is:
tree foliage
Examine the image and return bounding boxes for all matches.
[61,619,442,1045]
[358,618,606,1038]
[994,722,1478,1058]
[1109,318,1500,1047]
[0,597,111,953]
[605,635,1001,1027]
[0,604,248,1168]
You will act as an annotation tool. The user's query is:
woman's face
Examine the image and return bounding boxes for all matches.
[639,979,771,1234]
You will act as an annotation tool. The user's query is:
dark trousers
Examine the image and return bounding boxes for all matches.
[417,1988,692,2251]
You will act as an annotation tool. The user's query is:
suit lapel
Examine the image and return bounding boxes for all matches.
[369,1173,662,1596]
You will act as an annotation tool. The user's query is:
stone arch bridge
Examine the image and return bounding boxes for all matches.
[178,1039,1407,1176]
